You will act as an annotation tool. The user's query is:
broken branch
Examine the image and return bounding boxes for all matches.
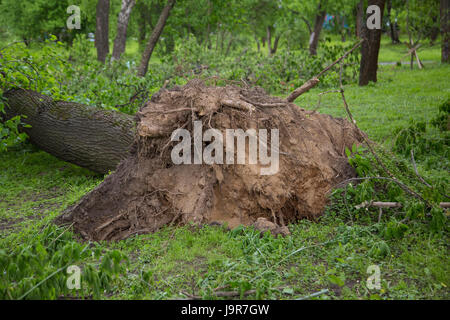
[286,39,363,103]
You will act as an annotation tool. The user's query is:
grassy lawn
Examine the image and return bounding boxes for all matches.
[378,36,442,63]
[297,64,450,142]
[1,54,449,300]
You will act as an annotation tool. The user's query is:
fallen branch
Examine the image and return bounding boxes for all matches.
[410,149,433,188]
[334,176,427,208]
[221,99,255,113]
[339,62,356,124]
[356,201,449,209]
[286,39,364,103]
[355,201,402,209]
[286,78,320,103]
[296,289,329,300]
[181,289,257,300]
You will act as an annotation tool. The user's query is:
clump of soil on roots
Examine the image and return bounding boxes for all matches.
[56,79,365,241]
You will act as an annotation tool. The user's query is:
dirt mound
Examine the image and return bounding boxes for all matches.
[56,80,364,241]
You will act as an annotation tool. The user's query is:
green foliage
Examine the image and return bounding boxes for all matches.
[0,224,127,300]
[0,0,96,43]
[392,113,449,171]
[166,36,359,94]
[396,0,440,42]
[340,140,448,235]
[431,100,450,132]
[0,37,71,151]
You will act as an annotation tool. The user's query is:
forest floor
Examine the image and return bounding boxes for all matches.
[0,59,449,300]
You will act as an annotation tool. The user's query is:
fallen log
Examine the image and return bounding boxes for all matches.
[2,88,135,174]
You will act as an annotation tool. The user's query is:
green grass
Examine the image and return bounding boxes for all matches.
[297,63,450,142]
[1,54,449,300]
[378,35,442,63]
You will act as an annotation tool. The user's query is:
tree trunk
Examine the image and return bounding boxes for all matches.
[406,0,414,69]
[309,3,327,56]
[272,35,281,55]
[205,1,212,50]
[341,16,347,42]
[95,0,110,63]
[266,26,272,56]
[442,0,450,63]
[112,0,136,61]
[356,0,364,38]
[2,89,135,174]
[359,0,386,86]
[137,0,176,77]
[254,33,260,52]
[387,0,399,43]
[225,36,233,56]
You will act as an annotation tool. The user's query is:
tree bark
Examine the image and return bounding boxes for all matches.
[309,3,327,56]
[266,26,272,56]
[137,0,176,77]
[2,89,135,174]
[272,35,281,55]
[359,0,386,86]
[430,15,439,45]
[442,0,450,63]
[225,36,233,56]
[356,0,364,38]
[112,0,136,61]
[95,0,110,63]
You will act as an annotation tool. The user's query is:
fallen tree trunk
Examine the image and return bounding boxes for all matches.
[2,88,135,174]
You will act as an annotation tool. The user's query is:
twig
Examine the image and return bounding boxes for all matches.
[410,149,432,188]
[182,289,257,300]
[313,90,340,111]
[363,140,427,204]
[296,289,329,300]
[339,62,356,124]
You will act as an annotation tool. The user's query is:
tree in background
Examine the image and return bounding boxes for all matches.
[112,0,136,61]
[137,0,176,77]
[0,0,95,45]
[442,0,449,63]
[386,0,400,43]
[309,1,327,55]
[359,0,386,86]
[95,0,110,63]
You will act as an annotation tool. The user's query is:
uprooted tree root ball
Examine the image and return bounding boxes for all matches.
[56,80,365,241]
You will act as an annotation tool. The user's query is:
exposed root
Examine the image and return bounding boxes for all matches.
[56,80,364,241]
